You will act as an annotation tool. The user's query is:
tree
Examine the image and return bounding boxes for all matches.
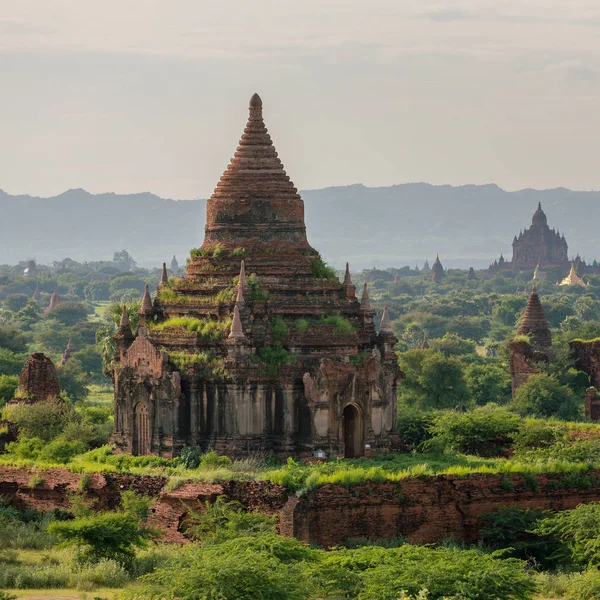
[0,374,18,407]
[464,362,512,406]
[511,373,579,419]
[47,302,90,326]
[4,398,75,441]
[0,325,28,353]
[428,334,476,357]
[112,250,137,272]
[83,280,110,301]
[398,349,471,410]
[0,348,26,376]
[574,295,600,322]
[56,359,89,401]
[4,293,30,313]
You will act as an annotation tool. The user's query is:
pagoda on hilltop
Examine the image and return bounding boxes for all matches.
[111,94,400,459]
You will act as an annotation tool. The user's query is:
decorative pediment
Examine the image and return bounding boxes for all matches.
[124,328,167,378]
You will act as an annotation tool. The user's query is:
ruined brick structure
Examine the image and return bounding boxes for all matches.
[569,339,600,420]
[492,203,569,271]
[10,353,61,404]
[111,94,400,458]
[509,286,551,396]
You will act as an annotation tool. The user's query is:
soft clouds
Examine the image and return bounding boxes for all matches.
[0,0,598,197]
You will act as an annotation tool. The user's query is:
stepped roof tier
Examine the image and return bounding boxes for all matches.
[200,93,313,256]
[111,94,400,460]
[517,286,552,348]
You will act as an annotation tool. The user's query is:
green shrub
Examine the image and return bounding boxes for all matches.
[426,404,520,456]
[131,535,315,600]
[48,511,151,568]
[311,257,337,279]
[396,406,433,449]
[315,314,355,334]
[0,374,18,406]
[271,316,289,341]
[315,545,536,600]
[185,496,276,542]
[120,490,155,522]
[5,437,45,460]
[532,502,600,568]
[199,449,233,470]
[564,568,600,600]
[38,439,87,464]
[512,421,565,454]
[480,507,560,567]
[179,445,203,469]
[511,373,579,420]
[252,343,296,376]
[295,318,309,332]
[4,397,76,442]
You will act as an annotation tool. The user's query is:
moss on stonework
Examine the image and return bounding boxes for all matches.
[512,334,532,345]
[252,343,297,377]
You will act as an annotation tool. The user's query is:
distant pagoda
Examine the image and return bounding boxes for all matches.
[428,255,444,283]
[111,94,400,459]
[492,203,569,272]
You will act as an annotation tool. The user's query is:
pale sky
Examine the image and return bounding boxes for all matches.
[0,0,599,198]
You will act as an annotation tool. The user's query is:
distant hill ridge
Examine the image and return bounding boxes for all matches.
[1,183,598,269]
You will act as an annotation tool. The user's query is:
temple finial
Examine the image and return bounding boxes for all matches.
[360,283,371,310]
[238,260,248,289]
[379,305,393,335]
[119,304,131,329]
[249,93,262,108]
[140,284,153,314]
[160,262,168,286]
[228,304,245,339]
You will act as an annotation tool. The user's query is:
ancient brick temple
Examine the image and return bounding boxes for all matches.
[111,94,400,458]
[509,286,552,396]
[492,203,569,271]
[11,353,61,404]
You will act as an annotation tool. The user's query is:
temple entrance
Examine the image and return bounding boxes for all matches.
[134,402,150,456]
[343,404,363,458]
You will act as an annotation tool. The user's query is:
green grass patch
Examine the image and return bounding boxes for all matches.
[151,317,230,340]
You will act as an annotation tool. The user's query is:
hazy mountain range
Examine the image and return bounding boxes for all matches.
[1,184,598,270]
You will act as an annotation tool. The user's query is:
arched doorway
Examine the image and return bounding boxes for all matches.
[135,402,150,456]
[343,404,363,458]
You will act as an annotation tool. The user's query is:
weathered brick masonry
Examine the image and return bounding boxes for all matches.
[4,466,600,547]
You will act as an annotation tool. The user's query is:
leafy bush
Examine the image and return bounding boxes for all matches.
[480,507,561,568]
[315,544,536,600]
[131,535,315,600]
[271,316,289,341]
[512,421,565,453]
[426,404,520,456]
[4,398,76,441]
[396,406,433,449]
[511,373,579,420]
[0,374,18,406]
[185,496,276,542]
[0,348,26,376]
[532,502,600,568]
[253,343,296,376]
[48,511,151,568]
[38,439,87,464]
[311,257,337,279]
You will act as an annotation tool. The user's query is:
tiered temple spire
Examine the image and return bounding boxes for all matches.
[202,93,311,251]
[228,305,245,339]
[379,305,393,335]
[343,262,356,298]
[160,263,169,286]
[360,283,371,311]
[517,286,552,348]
